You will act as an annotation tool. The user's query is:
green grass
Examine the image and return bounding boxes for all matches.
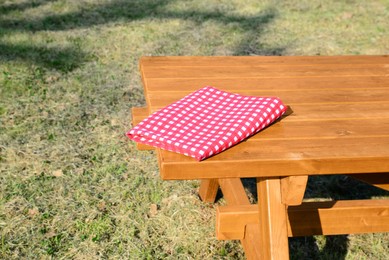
[1,0,388,259]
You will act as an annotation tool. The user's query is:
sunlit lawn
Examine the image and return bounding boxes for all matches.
[1,0,388,258]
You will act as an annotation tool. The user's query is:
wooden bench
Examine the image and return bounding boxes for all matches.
[131,56,389,259]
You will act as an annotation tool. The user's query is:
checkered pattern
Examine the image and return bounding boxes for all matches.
[127,86,287,161]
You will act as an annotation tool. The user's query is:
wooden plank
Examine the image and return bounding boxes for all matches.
[158,136,389,180]
[132,116,389,143]
[131,107,148,124]
[281,176,308,205]
[159,157,389,180]
[270,103,389,121]
[241,224,262,260]
[141,64,389,79]
[214,178,261,259]
[256,177,289,259]
[217,204,255,240]
[205,136,389,161]
[140,55,389,67]
[156,127,389,160]
[144,76,389,91]
[240,119,389,141]
[287,199,389,237]
[147,89,389,108]
[131,107,154,151]
[216,199,389,239]
[139,61,150,107]
[218,178,250,206]
[348,173,389,191]
[198,179,219,203]
[216,178,251,240]
[149,100,389,117]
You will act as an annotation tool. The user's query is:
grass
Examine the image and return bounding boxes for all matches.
[0,0,388,259]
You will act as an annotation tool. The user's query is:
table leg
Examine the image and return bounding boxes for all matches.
[256,177,289,260]
[217,178,262,259]
[219,178,251,205]
[198,179,219,203]
[198,177,252,204]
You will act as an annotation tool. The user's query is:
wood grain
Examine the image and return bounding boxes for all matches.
[147,90,389,110]
[142,65,389,81]
[139,56,389,180]
[213,178,262,259]
[198,179,219,203]
[131,107,154,151]
[140,55,389,67]
[136,56,389,260]
[144,76,389,92]
[216,199,389,239]
[287,199,389,236]
[256,177,289,260]
[281,176,308,205]
[218,178,250,206]
[217,204,257,240]
[158,135,389,179]
[216,178,250,240]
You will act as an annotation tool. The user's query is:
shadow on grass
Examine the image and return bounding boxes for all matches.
[304,175,389,200]
[0,0,55,15]
[0,42,90,72]
[241,175,389,260]
[0,0,283,71]
[290,235,349,260]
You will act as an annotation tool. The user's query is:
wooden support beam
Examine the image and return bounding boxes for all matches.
[216,204,258,240]
[216,178,250,240]
[281,175,308,205]
[256,177,289,260]
[216,178,262,260]
[198,179,219,203]
[241,224,262,259]
[348,173,389,191]
[287,199,389,237]
[131,107,154,150]
[218,178,250,206]
[216,199,389,240]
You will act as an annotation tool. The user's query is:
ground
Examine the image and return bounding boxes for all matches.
[0,0,388,259]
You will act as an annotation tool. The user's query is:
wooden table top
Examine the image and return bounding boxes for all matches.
[139,56,389,180]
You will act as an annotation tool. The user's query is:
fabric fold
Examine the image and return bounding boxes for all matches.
[127,86,287,161]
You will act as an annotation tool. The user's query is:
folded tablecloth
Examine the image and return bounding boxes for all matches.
[127,86,287,161]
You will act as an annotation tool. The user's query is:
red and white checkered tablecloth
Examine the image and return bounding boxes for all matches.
[127,86,287,161]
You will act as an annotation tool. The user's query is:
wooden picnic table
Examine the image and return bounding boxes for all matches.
[132,55,389,259]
